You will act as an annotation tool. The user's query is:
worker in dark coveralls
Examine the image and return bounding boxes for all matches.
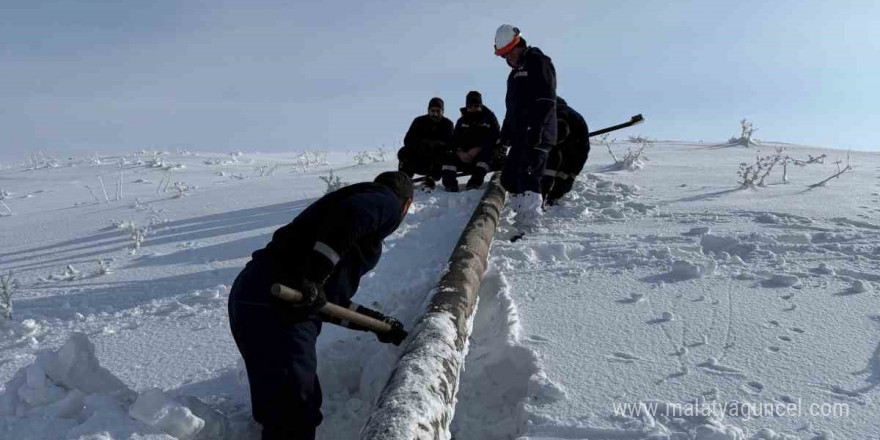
[440,90,501,192]
[397,97,455,189]
[541,97,590,206]
[494,24,557,227]
[228,171,413,440]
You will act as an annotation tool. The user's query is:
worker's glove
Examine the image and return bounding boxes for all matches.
[287,278,327,314]
[376,317,408,346]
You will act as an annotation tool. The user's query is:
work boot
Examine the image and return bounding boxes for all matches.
[421,177,436,191]
[465,170,487,190]
[442,170,459,192]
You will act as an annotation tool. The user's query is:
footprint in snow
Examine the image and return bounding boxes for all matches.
[767,346,781,353]
[697,358,745,376]
[617,292,645,304]
[526,334,552,344]
[790,327,806,334]
[777,335,792,342]
[606,352,641,364]
[742,381,764,395]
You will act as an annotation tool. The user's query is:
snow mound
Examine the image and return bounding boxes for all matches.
[0,333,226,440]
[700,235,757,258]
[684,226,712,236]
[762,274,801,288]
[851,279,872,293]
[669,259,717,280]
[129,389,205,440]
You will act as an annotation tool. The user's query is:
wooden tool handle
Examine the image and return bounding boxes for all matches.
[271,283,393,333]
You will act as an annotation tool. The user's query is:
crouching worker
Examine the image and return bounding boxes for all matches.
[542,97,589,206]
[228,171,414,440]
[398,97,454,189]
[441,91,501,192]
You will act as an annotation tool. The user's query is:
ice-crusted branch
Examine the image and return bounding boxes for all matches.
[809,153,853,188]
[739,147,826,187]
[0,193,12,216]
[598,134,619,164]
[0,270,18,319]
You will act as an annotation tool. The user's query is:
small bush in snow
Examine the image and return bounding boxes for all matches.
[352,149,387,166]
[730,119,760,147]
[254,163,281,177]
[618,137,651,171]
[172,181,196,198]
[0,270,18,319]
[319,171,348,194]
[739,147,829,188]
[26,152,59,170]
[129,224,149,254]
[597,134,619,164]
[95,259,113,276]
[113,220,151,254]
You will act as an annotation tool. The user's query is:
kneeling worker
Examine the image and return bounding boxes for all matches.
[441,91,501,192]
[398,97,454,189]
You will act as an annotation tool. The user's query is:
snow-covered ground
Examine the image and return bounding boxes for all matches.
[1,141,877,439]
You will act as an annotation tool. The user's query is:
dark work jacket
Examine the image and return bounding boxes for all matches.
[249,182,404,307]
[500,46,557,150]
[452,106,500,152]
[403,115,454,152]
[556,97,589,151]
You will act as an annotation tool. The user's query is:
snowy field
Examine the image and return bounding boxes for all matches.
[0,141,877,439]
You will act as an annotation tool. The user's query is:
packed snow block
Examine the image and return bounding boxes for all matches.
[129,388,205,439]
[40,332,133,399]
[361,173,507,440]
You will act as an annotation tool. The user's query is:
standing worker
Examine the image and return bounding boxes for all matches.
[494,24,557,228]
[228,171,413,440]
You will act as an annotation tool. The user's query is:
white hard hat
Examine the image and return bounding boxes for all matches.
[494,24,522,56]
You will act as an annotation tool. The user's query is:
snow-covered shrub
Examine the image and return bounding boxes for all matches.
[254,163,281,177]
[617,137,651,171]
[25,152,59,170]
[172,181,196,198]
[353,151,373,166]
[731,119,759,147]
[44,264,82,282]
[95,259,113,276]
[319,171,348,194]
[352,149,387,166]
[146,152,166,168]
[739,147,829,188]
[0,270,18,319]
[113,220,150,254]
[597,134,619,164]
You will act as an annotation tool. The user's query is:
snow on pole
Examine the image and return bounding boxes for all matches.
[360,172,507,440]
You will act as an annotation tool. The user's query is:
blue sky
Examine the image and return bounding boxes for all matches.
[1,0,877,160]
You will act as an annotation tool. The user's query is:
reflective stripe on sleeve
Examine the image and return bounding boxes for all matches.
[476,162,490,171]
[313,241,341,265]
[442,165,457,171]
